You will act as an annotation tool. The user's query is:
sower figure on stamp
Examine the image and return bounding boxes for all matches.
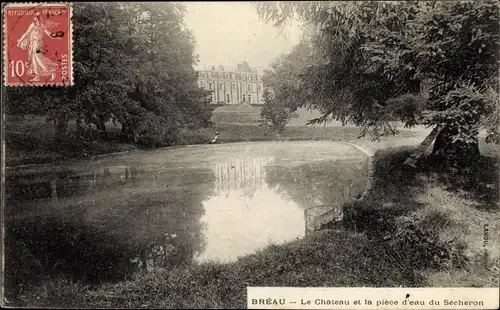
[16,11,61,82]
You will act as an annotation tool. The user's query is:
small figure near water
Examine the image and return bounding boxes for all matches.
[211,131,220,144]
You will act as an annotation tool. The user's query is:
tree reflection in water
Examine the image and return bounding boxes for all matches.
[264,157,370,216]
[5,165,216,293]
[195,156,309,263]
[5,147,369,297]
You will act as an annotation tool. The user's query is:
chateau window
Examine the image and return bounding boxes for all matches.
[209,83,212,90]
[250,75,253,81]
[244,75,246,80]
[247,84,250,91]
[248,94,252,103]
[243,95,246,102]
[233,83,236,90]
[219,83,223,90]
[258,84,261,91]
[227,94,230,103]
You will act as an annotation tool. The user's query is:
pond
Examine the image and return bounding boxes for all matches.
[4,141,369,288]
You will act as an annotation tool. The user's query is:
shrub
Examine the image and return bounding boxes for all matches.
[389,214,468,270]
[49,134,87,157]
[6,132,44,151]
[136,114,179,149]
[178,129,213,145]
[259,89,289,134]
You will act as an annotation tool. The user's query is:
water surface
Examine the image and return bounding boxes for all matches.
[5,141,368,286]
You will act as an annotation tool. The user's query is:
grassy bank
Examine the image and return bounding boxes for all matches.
[5,112,422,167]
[7,143,498,308]
[5,115,217,167]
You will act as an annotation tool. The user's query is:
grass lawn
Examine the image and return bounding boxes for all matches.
[5,111,424,167]
[6,142,498,308]
[5,115,138,167]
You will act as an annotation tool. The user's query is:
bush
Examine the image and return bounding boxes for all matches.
[136,114,179,149]
[389,214,468,270]
[178,129,213,145]
[259,90,289,134]
[6,132,44,151]
[342,201,468,272]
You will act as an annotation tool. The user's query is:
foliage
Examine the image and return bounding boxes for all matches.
[255,0,500,164]
[5,3,214,147]
[259,89,289,133]
[10,146,498,308]
[136,112,179,148]
[261,41,316,113]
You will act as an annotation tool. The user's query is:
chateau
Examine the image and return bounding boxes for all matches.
[197,61,264,105]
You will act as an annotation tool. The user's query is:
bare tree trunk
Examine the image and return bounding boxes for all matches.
[120,120,136,143]
[76,116,85,138]
[404,126,442,168]
[96,115,107,139]
[121,121,128,134]
[431,125,480,177]
[54,114,68,135]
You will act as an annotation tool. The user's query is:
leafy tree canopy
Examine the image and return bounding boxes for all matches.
[6,2,213,146]
[255,0,499,167]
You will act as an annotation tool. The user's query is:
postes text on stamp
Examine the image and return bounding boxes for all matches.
[3,3,72,86]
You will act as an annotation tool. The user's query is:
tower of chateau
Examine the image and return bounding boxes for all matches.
[196,61,264,105]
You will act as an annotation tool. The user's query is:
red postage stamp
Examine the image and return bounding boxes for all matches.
[3,3,73,86]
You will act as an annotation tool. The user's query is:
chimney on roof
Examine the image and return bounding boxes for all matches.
[219,64,224,71]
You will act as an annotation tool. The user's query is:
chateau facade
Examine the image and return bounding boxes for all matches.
[213,156,272,194]
[197,61,264,105]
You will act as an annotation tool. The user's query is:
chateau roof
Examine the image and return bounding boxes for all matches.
[198,62,258,74]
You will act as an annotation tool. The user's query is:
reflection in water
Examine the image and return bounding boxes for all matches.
[265,158,369,209]
[196,156,306,263]
[5,145,369,296]
[6,166,140,203]
[5,165,213,292]
[214,157,266,194]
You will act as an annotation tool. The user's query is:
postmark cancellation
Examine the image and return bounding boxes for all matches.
[3,3,73,86]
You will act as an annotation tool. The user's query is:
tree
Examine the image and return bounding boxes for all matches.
[254,0,499,171]
[262,40,316,113]
[400,1,499,171]
[260,89,289,134]
[5,2,214,146]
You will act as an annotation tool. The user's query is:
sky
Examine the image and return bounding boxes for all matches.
[182,2,302,73]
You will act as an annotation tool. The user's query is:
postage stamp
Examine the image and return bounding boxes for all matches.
[3,3,73,86]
